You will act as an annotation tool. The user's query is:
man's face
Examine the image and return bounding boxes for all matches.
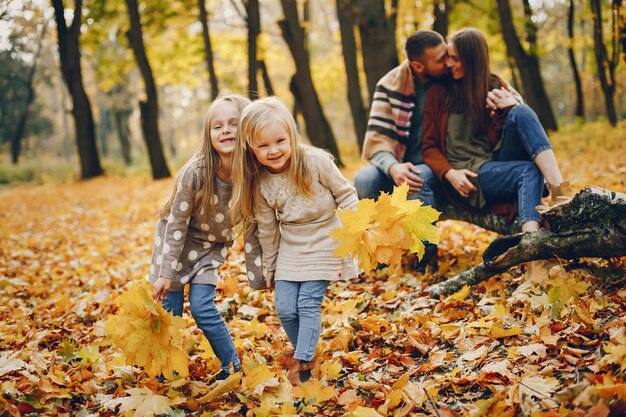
[412,42,448,81]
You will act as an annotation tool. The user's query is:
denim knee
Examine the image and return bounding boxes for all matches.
[275,295,298,322]
[189,298,220,322]
[354,165,392,200]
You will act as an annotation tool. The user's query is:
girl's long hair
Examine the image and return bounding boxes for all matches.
[447,28,504,134]
[159,94,250,220]
[231,96,313,226]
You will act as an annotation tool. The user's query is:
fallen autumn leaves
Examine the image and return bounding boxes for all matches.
[1,121,626,416]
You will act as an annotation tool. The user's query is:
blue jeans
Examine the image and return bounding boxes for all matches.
[274,280,330,362]
[354,163,441,253]
[162,284,240,372]
[354,163,440,208]
[478,105,550,224]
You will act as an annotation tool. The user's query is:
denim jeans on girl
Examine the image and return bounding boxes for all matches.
[477,104,549,224]
[162,284,240,373]
[274,280,330,362]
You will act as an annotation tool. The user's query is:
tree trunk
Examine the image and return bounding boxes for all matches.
[357,0,399,104]
[114,109,132,166]
[258,59,274,96]
[198,0,219,100]
[426,186,626,297]
[433,0,449,38]
[568,0,585,119]
[590,0,618,127]
[51,0,103,179]
[11,20,48,165]
[496,0,558,131]
[278,0,342,165]
[125,0,170,179]
[245,0,260,99]
[336,0,367,151]
[98,105,110,157]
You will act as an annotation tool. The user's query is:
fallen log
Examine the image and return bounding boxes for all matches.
[426,186,626,298]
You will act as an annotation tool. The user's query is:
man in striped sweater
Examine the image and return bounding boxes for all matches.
[354,30,448,272]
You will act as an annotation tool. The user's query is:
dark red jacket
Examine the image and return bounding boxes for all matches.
[422,82,517,221]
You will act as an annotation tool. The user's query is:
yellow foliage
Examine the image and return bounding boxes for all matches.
[330,183,440,272]
[292,379,335,404]
[104,281,189,379]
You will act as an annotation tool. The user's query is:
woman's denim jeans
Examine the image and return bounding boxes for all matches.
[162,284,240,372]
[274,280,330,362]
[478,104,550,224]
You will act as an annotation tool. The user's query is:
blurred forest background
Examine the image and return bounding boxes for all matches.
[0,0,624,183]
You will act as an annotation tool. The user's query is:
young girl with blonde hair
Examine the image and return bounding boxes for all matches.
[231,96,358,385]
[147,94,260,381]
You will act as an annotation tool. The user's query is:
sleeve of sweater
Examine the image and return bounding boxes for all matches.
[422,85,454,181]
[242,222,267,290]
[160,165,198,281]
[361,84,401,161]
[315,150,359,210]
[255,193,280,273]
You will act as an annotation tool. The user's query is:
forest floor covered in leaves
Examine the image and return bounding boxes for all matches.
[1,121,626,417]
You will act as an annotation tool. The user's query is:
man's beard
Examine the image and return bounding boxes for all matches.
[424,69,452,83]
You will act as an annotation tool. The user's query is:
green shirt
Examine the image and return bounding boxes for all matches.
[445,111,493,209]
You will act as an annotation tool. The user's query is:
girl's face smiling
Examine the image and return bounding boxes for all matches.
[252,122,292,173]
[210,102,239,157]
[446,42,464,80]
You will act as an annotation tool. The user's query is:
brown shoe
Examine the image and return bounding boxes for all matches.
[550,181,572,205]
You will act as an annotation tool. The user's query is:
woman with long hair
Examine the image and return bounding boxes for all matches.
[422,28,570,277]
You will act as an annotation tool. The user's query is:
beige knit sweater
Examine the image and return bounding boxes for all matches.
[254,146,358,282]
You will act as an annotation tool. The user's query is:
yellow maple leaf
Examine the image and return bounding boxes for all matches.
[601,342,626,371]
[330,183,440,272]
[104,281,189,378]
[490,322,523,338]
[292,379,335,404]
[319,359,342,380]
[102,387,172,417]
[242,361,279,395]
[547,275,590,319]
[345,406,384,417]
[389,183,441,258]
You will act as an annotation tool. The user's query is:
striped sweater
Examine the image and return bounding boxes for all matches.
[362,60,425,165]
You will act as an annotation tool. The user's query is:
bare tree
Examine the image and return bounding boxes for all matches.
[496,0,558,131]
[590,0,620,126]
[198,0,219,100]
[336,0,367,150]
[357,0,399,104]
[433,0,449,38]
[125,0,170,179]
[11,19,48,164]
[568,0,584,119]
[278,0,342,164]
[51,0,103,179]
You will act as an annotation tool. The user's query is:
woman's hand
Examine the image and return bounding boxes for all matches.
[444,169,478,198]
[486,88,519,112]
[265,270,275,289]
[152,277,171,302]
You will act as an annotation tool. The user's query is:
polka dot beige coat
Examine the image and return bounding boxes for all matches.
[147,158,262,291]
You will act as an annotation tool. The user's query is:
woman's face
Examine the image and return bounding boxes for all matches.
[446,42,464,80]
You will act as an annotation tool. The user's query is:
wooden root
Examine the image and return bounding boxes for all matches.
[426,186,626,298]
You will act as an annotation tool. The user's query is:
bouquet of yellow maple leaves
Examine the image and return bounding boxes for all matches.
[105,281,189,379]
[330,183,441,272]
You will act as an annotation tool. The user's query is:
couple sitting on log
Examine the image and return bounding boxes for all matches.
[354,28,572,279]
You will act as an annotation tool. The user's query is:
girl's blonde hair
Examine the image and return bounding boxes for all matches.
[231,96,313,225]
[159,94,251,220]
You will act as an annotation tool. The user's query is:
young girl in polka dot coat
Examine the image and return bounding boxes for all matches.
[147,94,261,380]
